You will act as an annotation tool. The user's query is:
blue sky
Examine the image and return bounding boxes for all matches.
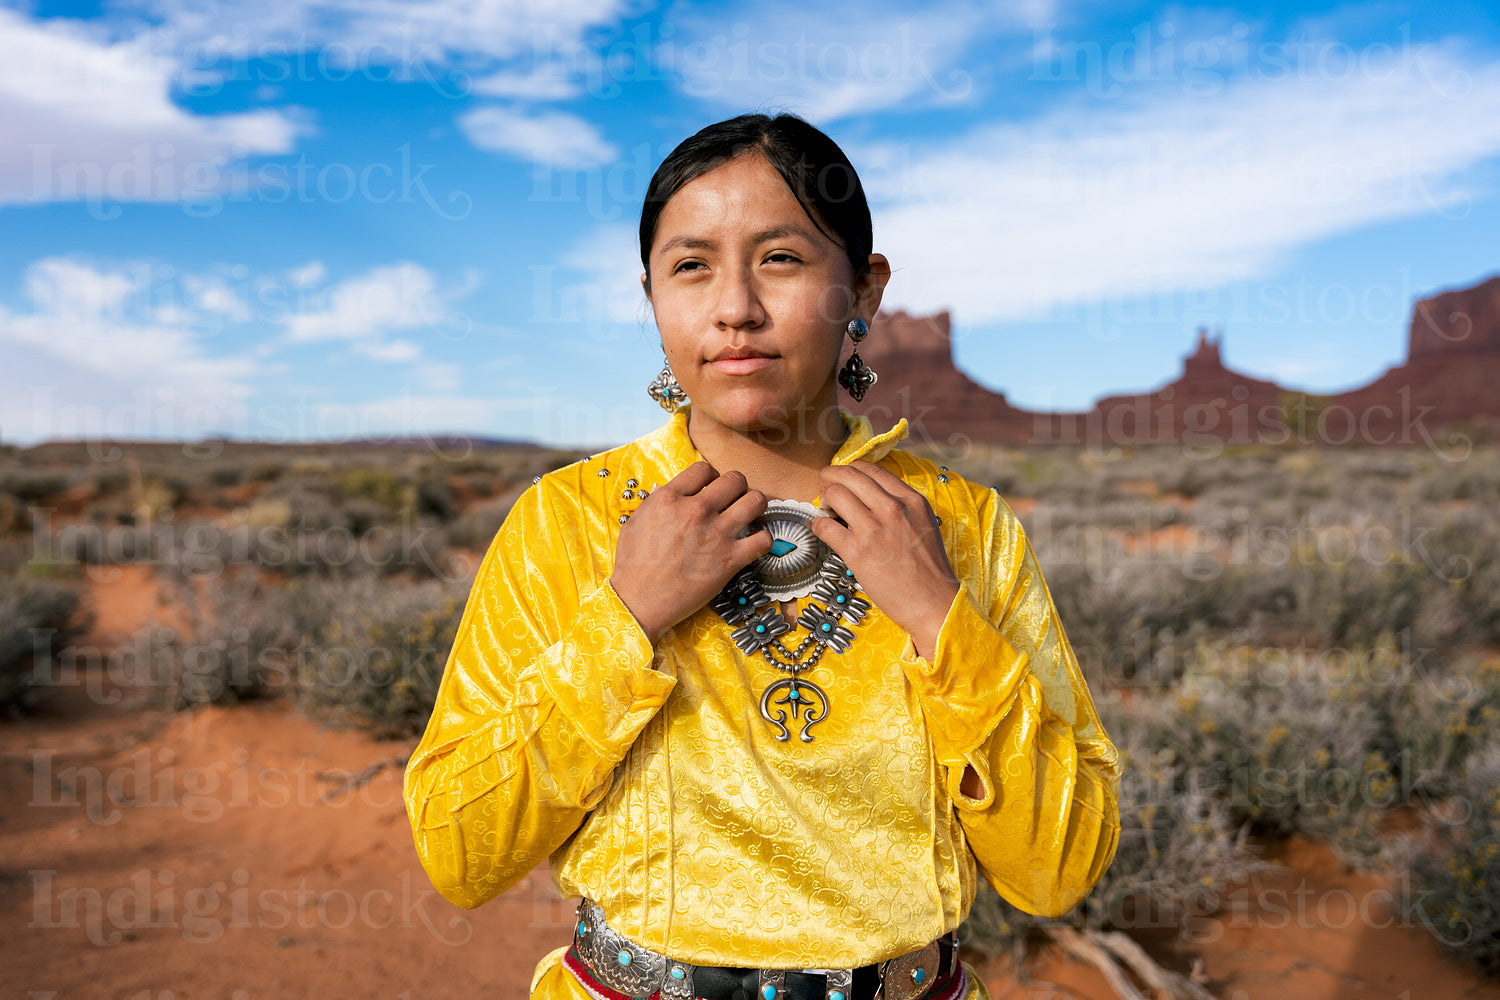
[3,0,1499,446]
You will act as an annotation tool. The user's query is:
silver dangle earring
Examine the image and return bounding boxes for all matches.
[647,345,688,413]
[837,317,878,402]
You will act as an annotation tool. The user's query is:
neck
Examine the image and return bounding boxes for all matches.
[687,404,849,503]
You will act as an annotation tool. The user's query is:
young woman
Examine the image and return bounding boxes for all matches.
[404,113,1121,1000]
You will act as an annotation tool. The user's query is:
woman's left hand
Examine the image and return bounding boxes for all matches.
[810,461,960,661]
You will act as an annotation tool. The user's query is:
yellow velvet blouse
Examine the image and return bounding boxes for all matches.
[403,410,1121,996]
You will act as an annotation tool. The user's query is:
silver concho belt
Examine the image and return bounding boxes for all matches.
[569,898,955,1000]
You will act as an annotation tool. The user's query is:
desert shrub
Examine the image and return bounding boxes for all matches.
[1028,498,1163,533]
[1421,509,1500,645]
[141,512,451,582]
[963,641,1500,955]
[46,519,156,565]
[0,554,93,715]
[414,472,458,521]
[445,497,516,552]
[337,467,407,511]
[1379,655,1500,803]
[340,496,394,536]
[260,477,348,532]
[962,690,1273,952]
[0,493,22,534]
[1,472,69,501]
[1422,450,1500,502]
[1173,642,1498,856]
[1405,746,1500,976]
[1037,495,1490,662]
[460,470,500,498]
[290,574,471,738]
[1292,554,1438,648]
[1041,562,1279,684]
[249,460,285,482]
[1161,650,1390,861]
[151,572,299,710]
[92,468,129,494]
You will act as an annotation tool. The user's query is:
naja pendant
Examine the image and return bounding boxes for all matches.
[759,676,830,743]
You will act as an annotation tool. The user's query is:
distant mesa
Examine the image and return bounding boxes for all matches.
[844,273,1500,448]
[1407,276,1500,360]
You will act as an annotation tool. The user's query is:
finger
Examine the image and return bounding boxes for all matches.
[850,461,931,507]
[720,487,768,531]
[810,514,853,556]
[665,460,719,496]
[694,469,753,513]
[819,479,878,535]
[729,527,775,568]
[823,463,911,514]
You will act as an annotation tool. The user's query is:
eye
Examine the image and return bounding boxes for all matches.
[673,259,706,274]
[764,252,802,265]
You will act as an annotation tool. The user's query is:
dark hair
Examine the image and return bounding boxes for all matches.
[639,113,873,296]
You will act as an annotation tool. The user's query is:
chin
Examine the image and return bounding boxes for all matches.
[698,396,832,438]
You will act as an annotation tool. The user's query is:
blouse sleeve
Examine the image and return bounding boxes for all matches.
[402,479,677,909]
[899,486,1121,918]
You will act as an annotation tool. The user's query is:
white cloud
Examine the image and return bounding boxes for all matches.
[663,0,1048,119]
[866,42,1500,325]
[285,262,449,343]
[0,257,257,442]
[0,9,302,207]
[4,0,635,196]
[23,257,141,319]
[0,254,488,443]
[189,278,252,321]
[416,361,463,392]
[457,106,617,168]
[288,260,327,289]
[471,67,582,100]
[355,339,423,363]
[126,0,626,67]
[559,223,651,327]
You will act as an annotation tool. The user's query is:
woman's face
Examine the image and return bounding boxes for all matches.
[644,152,886,437]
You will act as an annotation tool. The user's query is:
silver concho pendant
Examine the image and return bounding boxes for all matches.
[747,499,832,601]
[759,676,830,743]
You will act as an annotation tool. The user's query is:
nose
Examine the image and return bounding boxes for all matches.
[711,267,766,332]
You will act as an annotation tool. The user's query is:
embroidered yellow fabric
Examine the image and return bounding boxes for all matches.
[403,410,1121,996]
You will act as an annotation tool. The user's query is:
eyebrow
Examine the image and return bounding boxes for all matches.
[654,224,817,257]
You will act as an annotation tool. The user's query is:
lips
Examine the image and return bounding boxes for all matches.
[708,346,776,374]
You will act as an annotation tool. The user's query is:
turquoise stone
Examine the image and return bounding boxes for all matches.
[913,968,925,983]
[835,594,847,604]
[762,987,776,1000]
[769,538,797,556]
[789,687,799,699]
[737,596,748,605]
[671,968,686,980]
[617,950,632,966]
[755,624,766,633]
[821,622,832,632]
[831,994,845,1000]
[577,920,587,935]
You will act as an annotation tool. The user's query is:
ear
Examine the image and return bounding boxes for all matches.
[640,271,652,302]
[853,253,891,320]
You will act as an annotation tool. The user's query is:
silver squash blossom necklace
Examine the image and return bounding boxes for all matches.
[709,499,871,743]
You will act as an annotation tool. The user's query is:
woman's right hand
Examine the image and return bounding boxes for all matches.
[609,461,772,646]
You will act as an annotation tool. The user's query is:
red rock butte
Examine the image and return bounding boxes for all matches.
[842,273,1500,448]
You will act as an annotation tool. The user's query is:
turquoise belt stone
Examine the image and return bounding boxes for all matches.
[568,898,953,1000]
